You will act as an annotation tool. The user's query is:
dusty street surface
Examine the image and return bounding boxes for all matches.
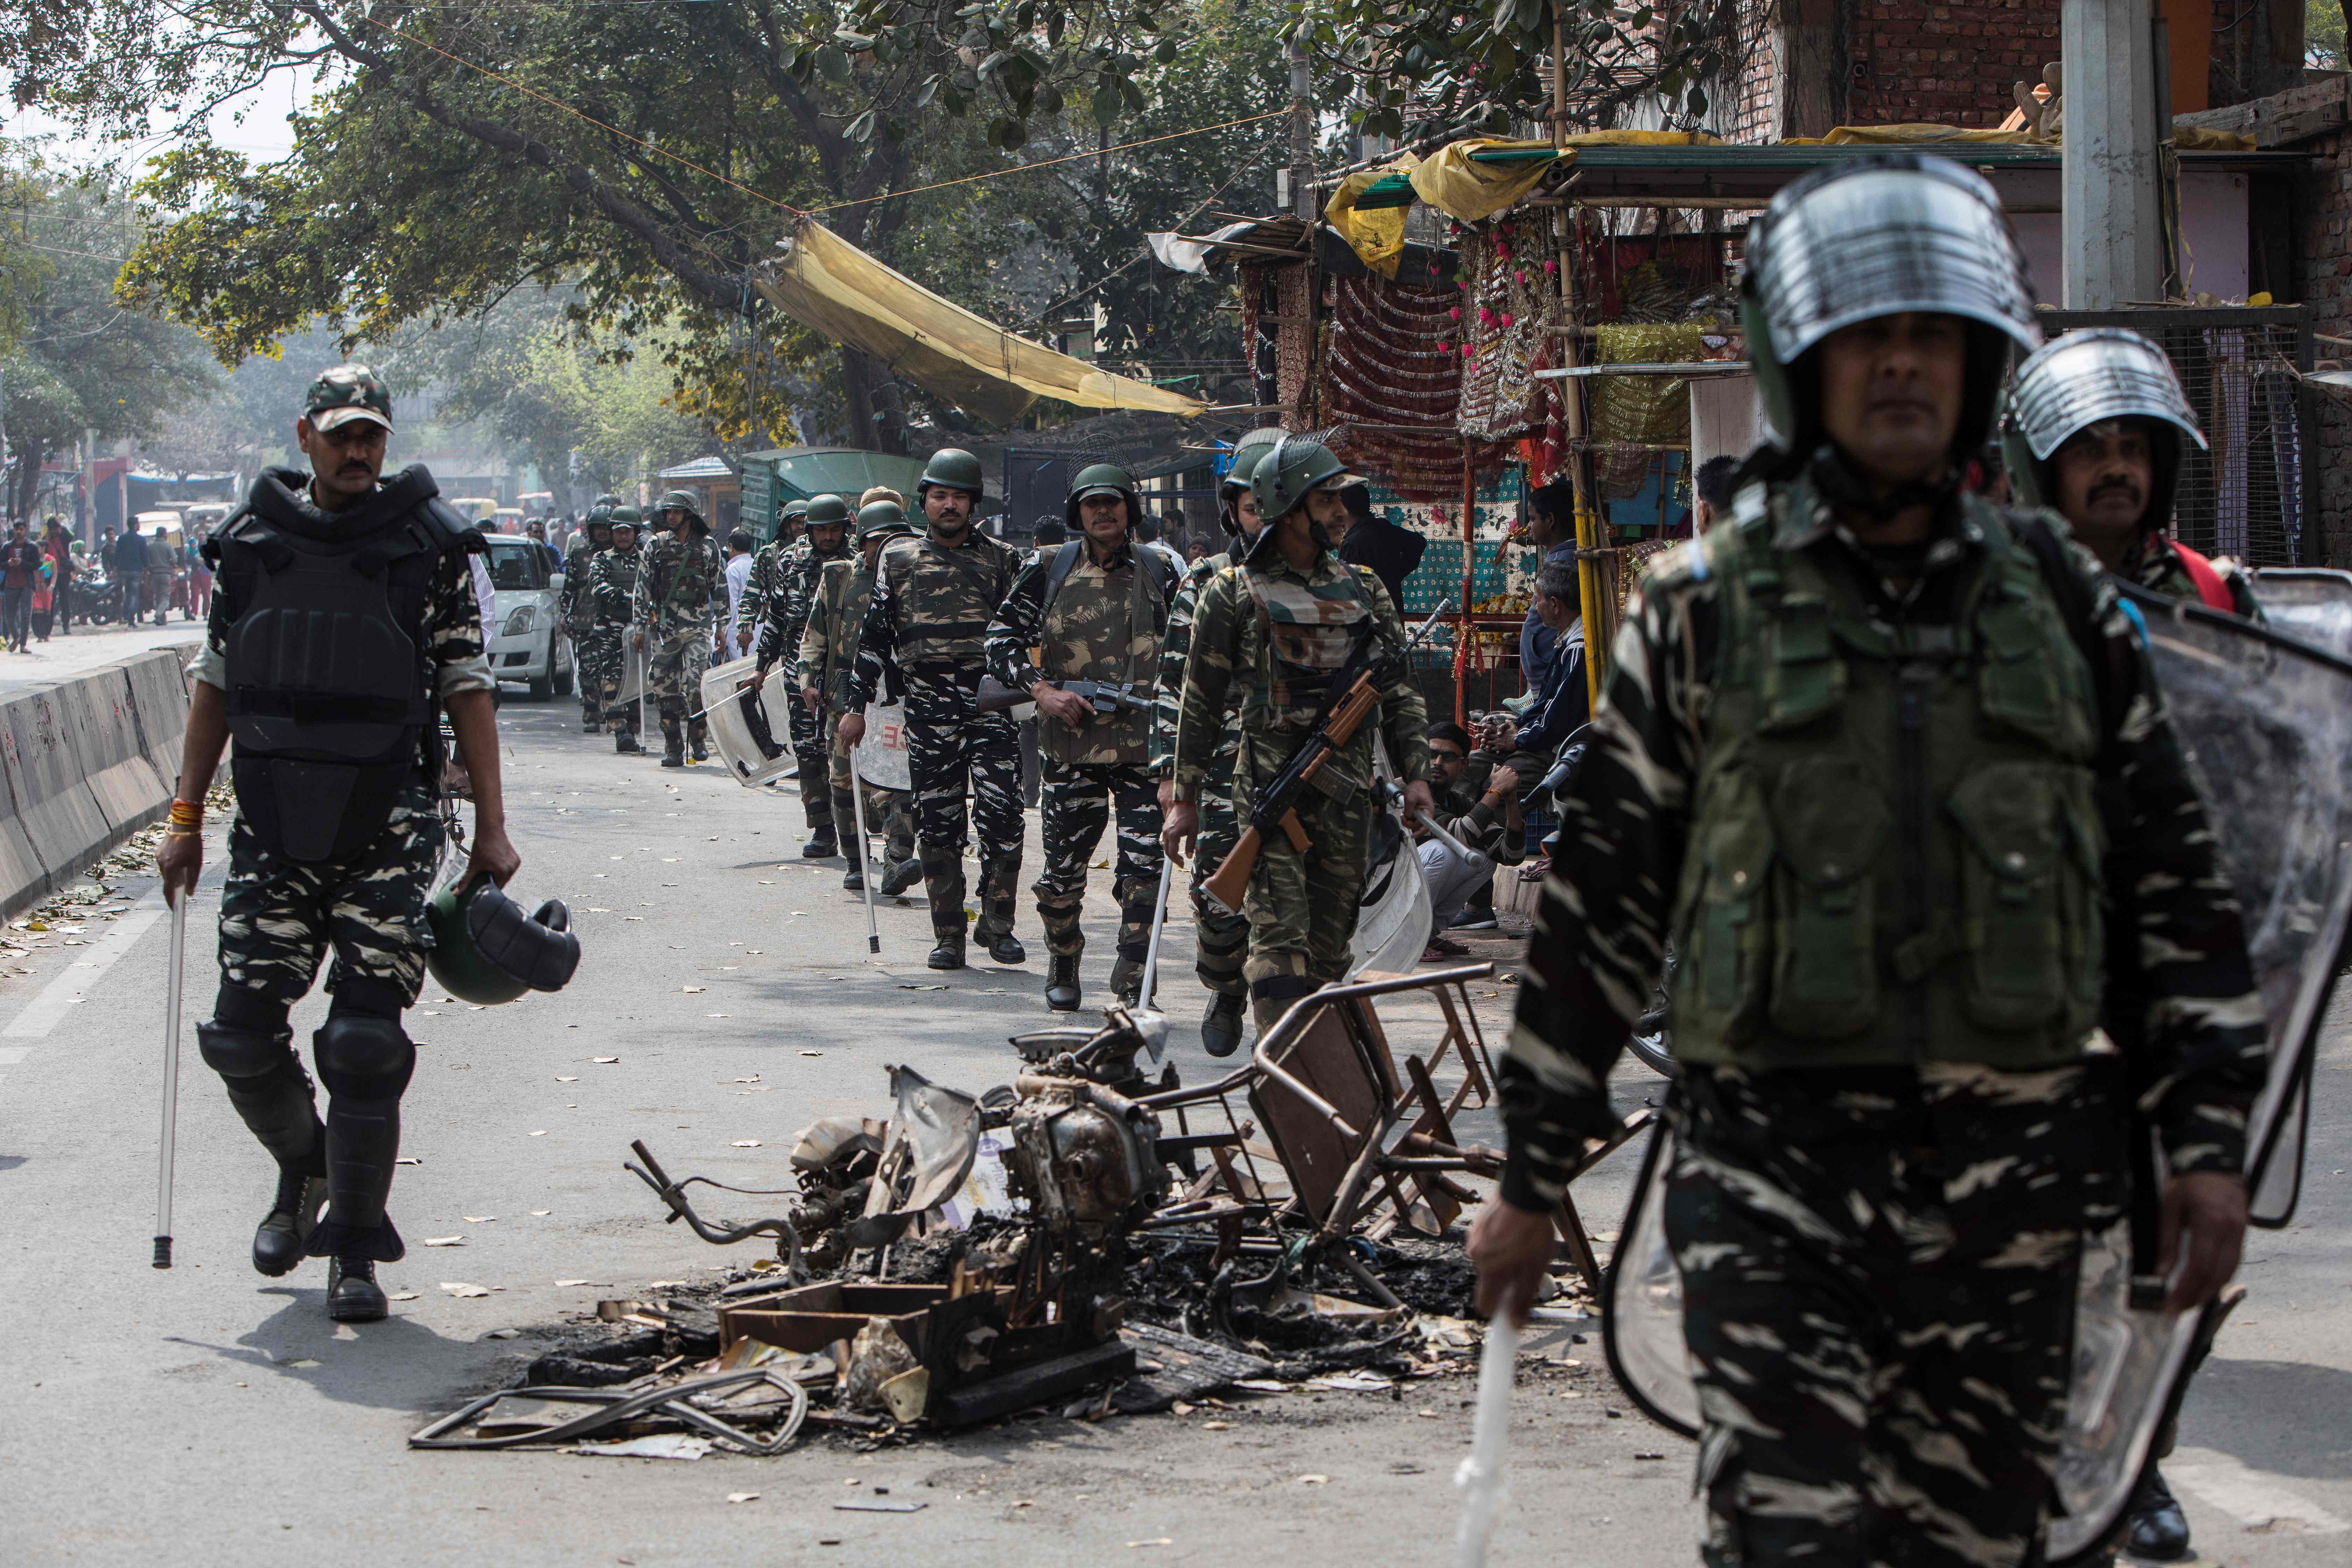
[0,616,203,692]
[2,692,2346,1567]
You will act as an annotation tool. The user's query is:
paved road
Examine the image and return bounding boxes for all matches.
[1,691,2345,1566]
[0,616,203,691]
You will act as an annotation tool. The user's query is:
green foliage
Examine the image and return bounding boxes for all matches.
[1,160,216,517]
[2311,0,2349,70]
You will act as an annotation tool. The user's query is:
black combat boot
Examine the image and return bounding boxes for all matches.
[688,723,710,763]
[880,854,922,896]
[615,727,641,754]
[254,1166,330,1279]
[843,863,866,892]
[659,718,686,768]
[1109,955,1144,1007]
[327,1256,388,1323]
[1044,955,1082,1011]
[974,855,1026,964]
[1201,992,1246,1058]
[581,707,600,733]
[2124,1468,2190,1561]
[802,826,839,859]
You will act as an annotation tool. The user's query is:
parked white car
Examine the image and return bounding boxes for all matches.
[481,533,574,701]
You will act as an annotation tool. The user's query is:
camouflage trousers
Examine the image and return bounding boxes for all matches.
[582,627,636,734]
[905,664,1024,944]
[569,626,598,720]
[789,672,832,833]
[1033,757,1163,960]
[217,783,445,1006]
[1235,736,1371,1031]
[1187,749,1246,999]
[645,619,714,732]
[1667,1063,2123,1568]
[828,713,914,863]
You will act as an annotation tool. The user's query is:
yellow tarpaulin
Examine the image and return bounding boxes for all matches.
[759,219,1208,427]
[1789,122,2255,152]
[1326,155,1418,278]
[1408,131,1723,225]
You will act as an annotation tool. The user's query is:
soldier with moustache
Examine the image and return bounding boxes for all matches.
[985,464,1178,1011]
[838,449,1028,970]
[1154,426,1279,1055]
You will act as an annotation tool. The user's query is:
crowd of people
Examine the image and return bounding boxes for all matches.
[0,511,218,652]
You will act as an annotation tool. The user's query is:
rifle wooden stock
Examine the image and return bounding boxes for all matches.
[1200,670,1380,911]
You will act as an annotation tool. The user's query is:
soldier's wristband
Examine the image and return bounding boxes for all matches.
[168,798,203,828]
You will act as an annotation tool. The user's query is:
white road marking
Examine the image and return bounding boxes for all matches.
[2170,1458,2350,1536]
[0,889,170,1079]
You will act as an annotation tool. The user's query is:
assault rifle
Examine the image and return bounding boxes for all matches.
[1200,604,1446,915]
[973,673,1151,718]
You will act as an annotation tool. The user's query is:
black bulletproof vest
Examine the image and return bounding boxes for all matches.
[209,465,468,863]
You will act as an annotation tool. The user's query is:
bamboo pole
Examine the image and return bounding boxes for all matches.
[1550,2,1604,713]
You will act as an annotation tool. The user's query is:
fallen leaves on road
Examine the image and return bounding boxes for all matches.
[387,1291,420,1302]
[593,1057,619,1064]
[682,986,705,994]
[1296,1474,1329,1486]
[441,1282,491,1298]
[423,1237,467,1247]
[463,1216,496,1224]
[556,1076,579,1082]
[726,1493,760,1505]
[731,1140,761,1148]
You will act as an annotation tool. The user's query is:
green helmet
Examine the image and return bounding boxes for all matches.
[656,489,704,522]
[587,497,616,525]
[857,498,911,541]
[1249,436,1351,525]
[608,506,640,537]
[803,493,853,528]
[917,447,985,500]
[1064,462,1140,533]
[782,498,810,524]
[593,493,621,510]
[1221,428,1282,499]
[426,875,582,1006]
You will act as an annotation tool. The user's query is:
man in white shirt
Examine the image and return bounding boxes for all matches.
[722,527,756,660]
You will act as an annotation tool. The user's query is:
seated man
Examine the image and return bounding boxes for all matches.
[1418,721,1521,958]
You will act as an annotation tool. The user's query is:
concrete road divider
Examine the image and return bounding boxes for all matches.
[0,649,191,916]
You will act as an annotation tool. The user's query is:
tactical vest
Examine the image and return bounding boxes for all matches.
[592,548,641,628]
[1237,556,1374,730]
[1668,494,2107,1070]
[644,533,723,630]
[210,467,471,864]
[812,558,877,712]
[1039,544,1168,767]
[884,533,1016,668]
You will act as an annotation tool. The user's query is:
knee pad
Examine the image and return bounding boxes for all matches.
[314,1014,416,1102]
[214,986,293,1037]
[198,1020,296,1080]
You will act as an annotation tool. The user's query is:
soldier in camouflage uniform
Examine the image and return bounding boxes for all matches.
[840,448,1028,971]
[1472,159,2264,1568]
[155,365,520,1324]
[562,498,615,730]
[1155,426,1279,1054]
[2003,325,2260,617]
[751,495,852,847]
[734,497,806,657]
[778,499,919,893]
[2003,323,2260,1566]
[986,464,1177,1012]
[1164,438,1433,1036]
[586,511,644,753]
[632,489,729,768]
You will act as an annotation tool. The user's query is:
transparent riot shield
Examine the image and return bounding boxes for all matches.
[1605,588,2352,1562]
[700,655,799,788]
[853,700,911,791]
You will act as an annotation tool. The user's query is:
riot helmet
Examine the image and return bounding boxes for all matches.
[856,498,911,541]
[2001,327,2205,527]
[916,447,985,500]
[608,507,640,545]
[426,874,582,1005]
[1242,436,1357,566]
[1743,155,2041,469]
[1219,427,1283,539]
[1065,462,1141,535]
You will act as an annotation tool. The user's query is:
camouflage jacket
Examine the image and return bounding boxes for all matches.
[2121,531,2262,618]
[631,528,728,635]
[560,536,600,630]
[757,536,851,674]
[1498,477,2269,1210]
[738,538,791,629]
[1172,547,1430,798]
[848,528,1023,709]
[800,555,877,713]
[985,538,1175,768]
[588,546,643,632]
[1154,549,1234,783]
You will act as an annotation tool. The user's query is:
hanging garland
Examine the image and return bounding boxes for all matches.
[1457,214,1561,442]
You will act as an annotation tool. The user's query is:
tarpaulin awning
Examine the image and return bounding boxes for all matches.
[1790,122,2255,151]
[760,219,1209,428]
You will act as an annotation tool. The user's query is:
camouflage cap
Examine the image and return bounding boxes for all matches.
[304,364,394,434]
[608,507,642,533]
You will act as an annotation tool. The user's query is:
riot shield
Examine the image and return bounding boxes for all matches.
[700,655,798,788]
[854,700,912,791]
[1604,592,2352,1562]
[1349,805,1433,977]
[2247,567,2352,658]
